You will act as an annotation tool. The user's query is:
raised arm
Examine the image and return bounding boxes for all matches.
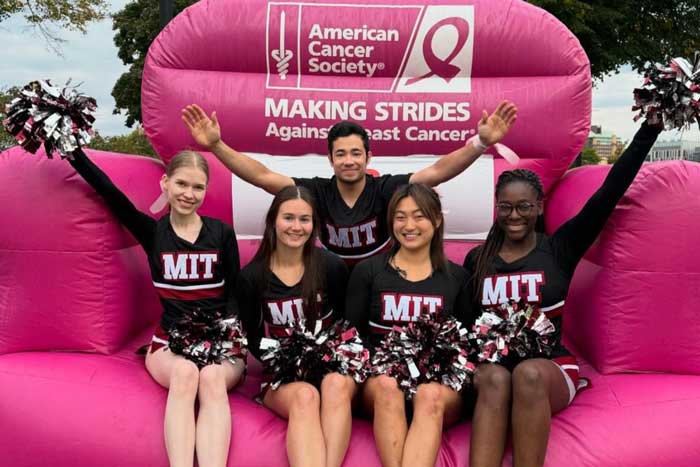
[409,100,517,187]
[182,104,294,195]
[69,148,156,252]
[551,121,662,273]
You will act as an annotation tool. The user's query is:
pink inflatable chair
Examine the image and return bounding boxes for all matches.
[1,0,699,465]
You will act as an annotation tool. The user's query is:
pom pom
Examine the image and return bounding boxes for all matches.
[260,319,369,392]
[469,300,555,368]
[167,309,247,368]
[633,53,700,130]
[369,313,474,400]
[2,79,96,158]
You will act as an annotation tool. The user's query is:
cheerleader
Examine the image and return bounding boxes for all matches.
[236,185,356,467]
[346,183,473,467]
[68,148,244,467]
[464,121,663,467]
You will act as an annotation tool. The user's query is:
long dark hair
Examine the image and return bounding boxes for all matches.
[386,183,448,273]
[471,169,544,302]
[252,185,325,322]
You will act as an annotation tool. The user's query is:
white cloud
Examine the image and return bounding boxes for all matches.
[592,67,700,143]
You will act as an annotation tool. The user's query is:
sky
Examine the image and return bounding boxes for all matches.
[2,1,699,144]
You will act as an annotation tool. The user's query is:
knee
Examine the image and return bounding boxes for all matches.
[512,362,547,401]
[169,360,200,398]
[321,372,355,402]
[198,365,229,402]
[372,375,404,407]
[413,384,445,418]
[475,365,512,405]
[291,384,321,414]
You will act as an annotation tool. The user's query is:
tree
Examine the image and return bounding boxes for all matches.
[580,147,601,166]
[111,0,196,127]
[88,127,158,159]
[110,1,700,127]
[0,1,108,53]
[0,86,21,151]
[528,1,700,79]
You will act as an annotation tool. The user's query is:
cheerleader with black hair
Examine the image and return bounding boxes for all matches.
[346,183,473,467]
[464,121,663,467]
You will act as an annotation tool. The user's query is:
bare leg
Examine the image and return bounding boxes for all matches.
[511,359,571,467]
[264,382,325,467]
[195,360,245,467]
[402,383,462,467]
[320,373,358,467]
[362,375,408,467]
[145,348,199,467]
[469,364,512,467]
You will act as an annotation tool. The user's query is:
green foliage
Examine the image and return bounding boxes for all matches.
[528,0,700,79]
[0,1,108,52]
[111,0,196,127]
[88,127,158,158]
[580,146,601,165]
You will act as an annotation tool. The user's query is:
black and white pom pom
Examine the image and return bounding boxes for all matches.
[259,319,369,392]
[370,313,474,400]
[469,300,555,368]
[2,79,96,158]
[633,53,700,130]
[167,309,248,368]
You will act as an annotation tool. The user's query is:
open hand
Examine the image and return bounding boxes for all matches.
[182,104,221,149]
[477,100,517,146]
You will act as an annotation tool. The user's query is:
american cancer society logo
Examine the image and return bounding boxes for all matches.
[266,3,474,93]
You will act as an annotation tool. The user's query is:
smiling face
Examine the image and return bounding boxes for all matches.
[329,134,370,185]
[160,165,208,217]
[274,198,314,250]
[392,195,440,253]
[495,181,542,242]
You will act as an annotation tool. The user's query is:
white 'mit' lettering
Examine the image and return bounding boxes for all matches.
[162,253,220,280]
[382,293,443,321]
[267,298,305,325]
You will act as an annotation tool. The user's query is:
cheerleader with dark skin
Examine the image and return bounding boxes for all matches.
[464,121,663,467]
[236,185,355,467]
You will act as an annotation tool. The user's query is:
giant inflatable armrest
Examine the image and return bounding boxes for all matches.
[545,162,700,375]
[0,148,164,355]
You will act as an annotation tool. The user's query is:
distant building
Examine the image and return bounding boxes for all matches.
[647,140,700,162]
[586,128,625,164]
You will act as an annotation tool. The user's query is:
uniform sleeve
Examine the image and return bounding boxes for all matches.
[236,271,264,360]
[450,264,476,327]
[378,173,412,200]
[69,148,156,252]
[462,246,479,272]
[293,176,326,197]
[550,122,662,275]
[344,258,374,338]
[222,224,241,318]
[325,253,349,322]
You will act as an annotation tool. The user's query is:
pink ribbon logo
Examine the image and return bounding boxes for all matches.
[406,17,470,86]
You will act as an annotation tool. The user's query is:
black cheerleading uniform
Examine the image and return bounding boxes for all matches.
[69,149,240,335]
[464,122,662,361]
[236,248,348,360]
[293,174,411,265]
[346,252,473,350]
